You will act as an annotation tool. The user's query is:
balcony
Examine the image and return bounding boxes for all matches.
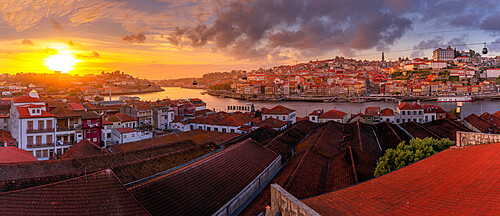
[26,128,55,133]
[27,142,55,148]
[56,125,82,131]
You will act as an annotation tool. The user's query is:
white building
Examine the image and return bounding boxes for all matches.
[153,105,174,130]
[261,105,296,125]
[486,68,500,78]
[111,127,152,145]
[395,102,424,123]
[433,47,455,61]
[9,92,68,160]
[380,108,395,123]
[317,109,348,123]
[426,61,447,69]
[101,119,113,147]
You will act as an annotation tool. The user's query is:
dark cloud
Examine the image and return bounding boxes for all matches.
[167,0,413,59]
[122,32,146,43]
[51,18,64,32]
[21,39,34,46]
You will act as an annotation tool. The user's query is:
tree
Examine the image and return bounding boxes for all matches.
[450,108,461,119]
[374,138,454,177]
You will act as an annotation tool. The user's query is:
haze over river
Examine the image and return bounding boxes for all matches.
[112,87,500,118]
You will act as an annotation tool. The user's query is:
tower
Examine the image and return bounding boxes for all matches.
[382,52,385,62]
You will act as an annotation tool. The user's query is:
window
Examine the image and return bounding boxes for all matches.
[93,138,97,142]
[86,129,90,133]
[46,120,52,130]
[124,135,127,139]
[107,133,111,138]
[27,136,33,146]
[402,111,405,115]
[42,150,48,158]
[419,111,423,115]
[27,121,33,131]
[46,135,53,144]
[214,128,218,131]
[283,116,286,120]
[36,150,41,158]
[36,136,42,145]
[93,129,97,133]
[131,134,135,137]
[312,117,315,120]
[413,111,416,115]
[222,128,227,133]
[38,120,44,130]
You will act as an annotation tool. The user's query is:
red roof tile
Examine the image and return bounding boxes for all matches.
[59,140,109,159]
[16,105,56,118]
[319,109,347,119]
[0,130,15,147]
[115,127,137,134]
[48,106,81,118]
[254,117,288,128]
[262,105,295,115]
[464,114,499,134]
[12,95,43,103]
[0,169,150,215]
[67,102,86,111]
[302,143,500,215]
[113,113,137,122]
[128,139,279,216]
[364,107,380,116]
[0,147,37,163]
[379,108,394,116]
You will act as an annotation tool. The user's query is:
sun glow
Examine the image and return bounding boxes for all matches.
[44,50,81,73]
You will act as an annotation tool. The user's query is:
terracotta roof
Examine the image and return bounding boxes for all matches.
[115,127,137,134]
[0,147,37,163]
[49,107,81,118]
[302,143,500,215]
[464,114,499,134]
[397,102,412,110]
[12,95,43,103]
[0,130,15,147]
[254,117,288,128]
[113,113,137,122]
[102,118,113,125]
[128,139,279,216]
[401,121,441,139]
[59,140,109,159]
[319,109,347,119]
[0,169,150,215]
[380,108,394,116]
[67,102,86,111]
[364,107,380,116]
[308,109,323,116]
[262,105,295,115]
[78,111,100,119]
[479,112,500,128]
[16,105,56,118]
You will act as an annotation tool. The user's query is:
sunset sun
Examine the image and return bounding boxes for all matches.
[44,50,80,73]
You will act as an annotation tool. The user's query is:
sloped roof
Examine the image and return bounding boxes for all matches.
[49,107,81,118]
[319,109,347,119]
[262,105,295,115]
[67,102,86,111]
[128,139,279,216]
[0,130,15,147]
[364,107,380,116]
[254,117,288,128]
[59,140,109,159]
[16,105,56,118]
[464,114,499,134]
[78,111,100,119]
[302,143,500,215]
[115,127,137,134]
[113,113,137,122]
[0,169,150,215]
[0,147,37,163]
[12,95,43,103]
[380,108,394,116]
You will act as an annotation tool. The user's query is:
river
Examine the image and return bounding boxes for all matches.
[112,87,500,118]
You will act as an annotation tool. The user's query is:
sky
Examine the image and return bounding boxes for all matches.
[0,0,500,79]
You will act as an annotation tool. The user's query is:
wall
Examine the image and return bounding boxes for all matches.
[265,184,320,216]
[456,131,500,147]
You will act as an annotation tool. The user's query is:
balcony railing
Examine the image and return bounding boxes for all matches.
[27,142,55,148]
[56,125,82,131]
[26,128,55,133]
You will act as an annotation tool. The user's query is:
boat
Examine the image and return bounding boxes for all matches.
[437,96,474,102]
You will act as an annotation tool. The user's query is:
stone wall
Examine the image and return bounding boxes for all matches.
[265,184,320,216]
[456,131,500,147]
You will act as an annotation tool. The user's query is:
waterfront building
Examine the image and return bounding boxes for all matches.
[317,109,348,123]
[262,105,297,125]
[111,127,152,145]
[9,91,60,160]
[395,102,424,123]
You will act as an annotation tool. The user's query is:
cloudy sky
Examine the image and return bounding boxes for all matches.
[0,0,499,79]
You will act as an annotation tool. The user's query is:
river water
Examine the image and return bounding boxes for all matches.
[112,87,500,118]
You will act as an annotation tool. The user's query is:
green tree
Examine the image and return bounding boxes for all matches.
[374,138,454,177]
[450,108,461,119]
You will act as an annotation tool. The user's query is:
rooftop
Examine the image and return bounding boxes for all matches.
[262,105,295,115]
[302,143,500,215]
[59,140,109,159]
[0,147,37,163]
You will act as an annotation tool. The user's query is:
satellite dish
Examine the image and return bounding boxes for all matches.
[193,79,197,85]
[482,42,488,55]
